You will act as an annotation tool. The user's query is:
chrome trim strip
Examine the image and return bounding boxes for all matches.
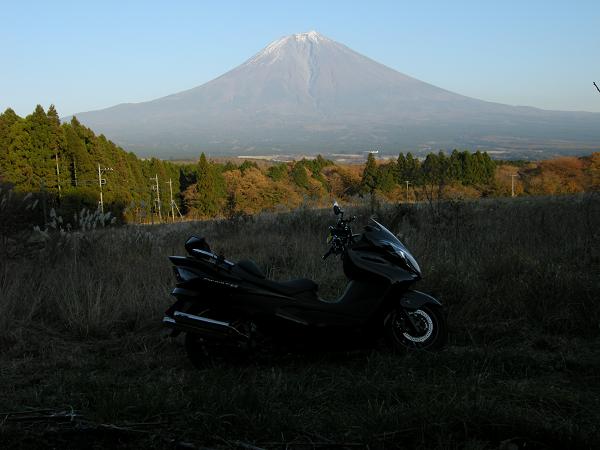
[173,311,230,327]
[192,248,215,258]
[192,248,235,266]
[162,316,176,325]
[275,311,309,326]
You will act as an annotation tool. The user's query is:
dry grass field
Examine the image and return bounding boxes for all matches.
[1,194,599,449]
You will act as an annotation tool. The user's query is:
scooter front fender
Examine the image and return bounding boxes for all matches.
[400,290,442,309]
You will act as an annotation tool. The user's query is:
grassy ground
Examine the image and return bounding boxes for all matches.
[1,195,599,449]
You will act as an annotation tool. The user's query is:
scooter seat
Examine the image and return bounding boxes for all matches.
[236,260,318,296]
[273,278,318,295]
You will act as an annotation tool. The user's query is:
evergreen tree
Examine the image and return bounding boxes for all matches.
[405,152,421,185]
[239,160,258,174]
[361,153,379,194]
[222,161,237,172]
[4,119,33,187]
[183,153,226,217]
[376,162,397,193]
[449,149,463,182]
[396,152,407,182]
[0,108,19,157]
[267,163,288,181]
[291,161,310,189]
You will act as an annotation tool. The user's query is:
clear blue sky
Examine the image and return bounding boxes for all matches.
[1,0,599,117]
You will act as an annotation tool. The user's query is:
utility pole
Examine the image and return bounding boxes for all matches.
[510,174,518,197]
[98,164,113,214]
[405,180,411,203]
[55,153,61,199]
[150,174,162,223]
[166,178,175,223]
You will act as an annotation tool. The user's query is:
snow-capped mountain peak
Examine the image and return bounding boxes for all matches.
[245,30,331,66]
[292,30,326,42]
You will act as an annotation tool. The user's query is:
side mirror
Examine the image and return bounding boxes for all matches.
[333,201,342,216]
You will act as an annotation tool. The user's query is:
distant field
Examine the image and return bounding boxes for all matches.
[1,195,599,449]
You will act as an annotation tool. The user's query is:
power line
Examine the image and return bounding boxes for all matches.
[594,82,600,94]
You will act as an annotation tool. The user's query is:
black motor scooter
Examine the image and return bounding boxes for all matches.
[163,202,447,365]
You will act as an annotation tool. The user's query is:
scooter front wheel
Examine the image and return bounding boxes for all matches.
[383,305,447,351]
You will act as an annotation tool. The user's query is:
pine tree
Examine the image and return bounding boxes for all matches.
[396,152,407,182]
[183,153,226,217]
[405,152,421,185]
[449,149,463,182]
[376,162,397,193]
[267,163,288,181]
[291,161,310,189]
[0,108,19,157]
[361,153,378,194]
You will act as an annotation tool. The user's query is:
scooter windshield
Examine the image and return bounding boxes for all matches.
[365,219,422,275]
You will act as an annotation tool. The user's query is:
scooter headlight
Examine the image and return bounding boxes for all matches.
[399,249,421,276]
[385,241,421,276]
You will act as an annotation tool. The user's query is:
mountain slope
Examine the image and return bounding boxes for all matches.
[71,31,600,157]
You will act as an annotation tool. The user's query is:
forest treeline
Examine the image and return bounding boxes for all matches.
[1,105,598,228]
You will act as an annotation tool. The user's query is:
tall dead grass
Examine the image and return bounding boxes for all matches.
[1,194,599,349]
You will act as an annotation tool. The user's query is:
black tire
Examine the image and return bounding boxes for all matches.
[384,304,447,352]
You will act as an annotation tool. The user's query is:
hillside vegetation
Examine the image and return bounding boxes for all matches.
[1,106,598,231]
[1,195,599,448]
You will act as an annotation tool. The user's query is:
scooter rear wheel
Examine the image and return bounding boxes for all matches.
[384,305,447,351]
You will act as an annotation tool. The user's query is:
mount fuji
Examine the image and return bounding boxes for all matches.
[70,31,600,158]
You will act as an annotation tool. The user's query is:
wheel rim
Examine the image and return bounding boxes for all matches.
[392,309,434,343]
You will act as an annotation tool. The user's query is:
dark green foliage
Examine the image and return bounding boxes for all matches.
[290,160,310,189]
[266,163,288,181]
[182,153,226,217]
[0,106,188,223]
[361,152,378,194]
[289,156,333,191]
[376,161,397,193]
[309,154,334,172]
[396,151,422,185]
[238,160,258,174]
[221,161,238,172]
[396,149,495,188]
